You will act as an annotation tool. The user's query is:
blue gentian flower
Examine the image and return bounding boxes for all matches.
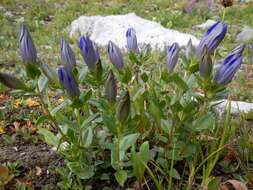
[213,52,243,86]
[166,42,180,72]
[126,28,139,53]
[107,41,124,70]
[196,21,227,56]
[58,67,80,97]
[60,37,76,71]
[78,36,100,69]
[19,24,37,64]
[247,42,253,49]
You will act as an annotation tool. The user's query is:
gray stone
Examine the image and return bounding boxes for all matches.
[236,25,253,42]
[194,19,216,29]
[69,13,199,51]
[215,100,253,117]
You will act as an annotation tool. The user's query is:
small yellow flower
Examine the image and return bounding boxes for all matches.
[57,97,64,104]
[14,98,21,109]
[26,98,40,107]
[0,125,5,134]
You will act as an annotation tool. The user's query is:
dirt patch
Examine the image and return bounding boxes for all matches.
[0,137,64,189]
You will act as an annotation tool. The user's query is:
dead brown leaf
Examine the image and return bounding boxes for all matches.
[0,165,9,176]
[221,180,248,190]
[35,166,42,176]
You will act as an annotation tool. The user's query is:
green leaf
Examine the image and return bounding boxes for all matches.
[121,67,132,84]
[140,141,151,162]
[38,76,48,92]
[78,67,88,81]
[207,178,221,190]
[102,114,117,134]
[171,74,188,92]
[120,133,140,152]
[38,128,59,147]
[120,133,140,160]
[131,148,145,181]
[67,162,94,180]
[170,168,181,180]
[82,127,93,148]
[25,63,41,79]
[50,99,71,116]
[36,115,53,126]
[196,112,215,131]
[141,72,148,82]
[114,170,128,186]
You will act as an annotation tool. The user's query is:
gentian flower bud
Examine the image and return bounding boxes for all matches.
[107,41,124,70]
[199,46,212,78]
[58,67,80,97]
[40,61,59,85]
[117,90,130,122]
[185,39,195,58]
[196,21,227,56]
[19,24,37,64]
[105,70,117,103]
[139,43,151,57]
[126,28,139,53]
[78,36,100,69]
[229,43,245,56]
[166,42,180,72]
[0,72,27,90]
[60,37,76,71]
[213,53,243,86]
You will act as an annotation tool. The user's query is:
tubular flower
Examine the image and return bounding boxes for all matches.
[248,43,253,49]
[229,43,245,56]
[213,52,243,86]
[78,36,100,69]
[199,46,212,78]
[105,70,117,103]
[107,41,124,70]
[117,90,130,123]
[58,67,80,97]
[0,72,27,90]
[166,42,180,72]
[126,28,139,53]
[19,24,37,64]
[60,37,76,71]
[196,21,227,56]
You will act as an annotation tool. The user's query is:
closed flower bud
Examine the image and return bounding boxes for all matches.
[78,36,100,69]
[19,24,37,64]
[117,90,130,122]
[108,41,124,70]
[139,43,151,57]
[199,46,212,78]
[166,42,180,72]
[58,67,80,97]
[40,61,60,85]
[0,72,27,90]
[60,37,76,71]
[126,28,139,53]
[196,21,227,57]
[229,43,245,56]
[213,51,243,86]
[105,70,117,103]
[185,39,195,58]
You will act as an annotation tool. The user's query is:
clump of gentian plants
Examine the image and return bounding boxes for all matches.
[0,21,246,189]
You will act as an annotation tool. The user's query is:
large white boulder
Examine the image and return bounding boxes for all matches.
[69,13,199,51]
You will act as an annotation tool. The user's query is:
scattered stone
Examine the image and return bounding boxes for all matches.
[215,100,253,117]
[69,13,199,51]
[15,17,25,23]
[236,25,253,42]
[194,19,216,29]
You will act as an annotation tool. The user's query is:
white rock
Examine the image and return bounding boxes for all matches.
[194,19,216,29]
[69,13,199,51]
[236,25,253,42]
[215,100,253,117]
